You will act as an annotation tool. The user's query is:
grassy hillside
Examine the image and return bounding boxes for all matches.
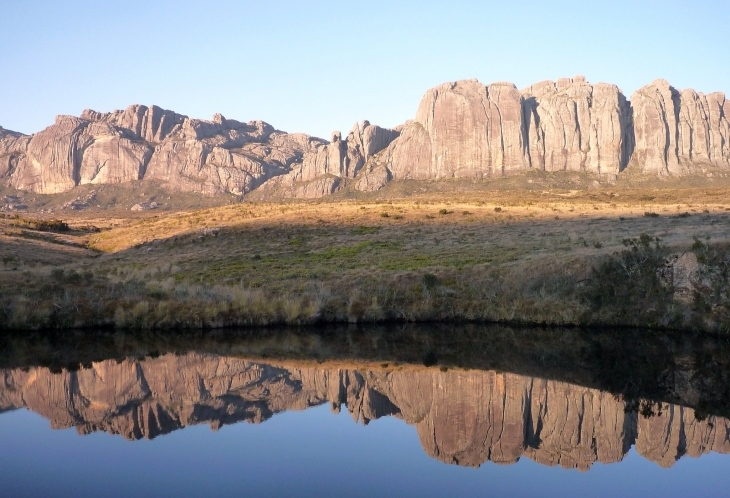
[3,173,730,331]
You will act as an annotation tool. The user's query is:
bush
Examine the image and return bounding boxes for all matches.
[422,351,437,367]
[422,273,438,290]
[14,218,70,232]
[581,234,672,326]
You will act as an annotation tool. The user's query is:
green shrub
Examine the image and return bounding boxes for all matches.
[581,234,671,326]
[422,273,438,290]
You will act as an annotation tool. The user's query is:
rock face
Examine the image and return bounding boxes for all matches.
[3,106,326,195]
[631,80,730,175]
[373,76,634,183]
[415,80,530,178]
[1,354,728,470]
[255,122,400,197]
[521,76,634,175]
[657,251,715,303]
[2,76,729,197]
[0,126,30,179]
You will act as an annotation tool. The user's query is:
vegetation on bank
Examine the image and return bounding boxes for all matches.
[3,323,730,420]
[2,239,729,332]
[3,182,730,332]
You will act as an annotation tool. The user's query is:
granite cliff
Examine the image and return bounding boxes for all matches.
[2,76,729,198]
[2,354,728,470]
[1,106,325,196]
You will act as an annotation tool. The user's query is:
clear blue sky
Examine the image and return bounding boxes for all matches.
[1,0,728,139]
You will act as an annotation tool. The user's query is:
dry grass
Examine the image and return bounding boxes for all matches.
[4,177,730,330]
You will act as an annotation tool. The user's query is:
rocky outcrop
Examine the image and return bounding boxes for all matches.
[367,76,727,192]
[374,121,432,180]
[2,76,729,197]
[378,80,530,180]
[81,104,186,143]
[353,165,392,192]
[346,120,401,177]
[3,106,326,195]
[417,80,529,178]
[255,122,400,197]
[1,355,728,470]
[657,251,718,303]
[522,76,633,175]
[0,126,30,179]
[631,80,730,175]
[374,76,633,182]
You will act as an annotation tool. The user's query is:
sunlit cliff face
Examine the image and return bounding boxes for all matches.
[1,353,728,470]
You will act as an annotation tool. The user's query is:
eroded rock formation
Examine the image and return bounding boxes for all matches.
[255,121,400,197]
[1,354,728,470]
[2,76,729,197]
[369,76,635,184]
[631,79,730,175]
[2,106,326,195]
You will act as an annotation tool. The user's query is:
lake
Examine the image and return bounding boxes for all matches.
[1,324,729,497]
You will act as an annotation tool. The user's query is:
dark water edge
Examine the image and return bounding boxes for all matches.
[2,323,730,420]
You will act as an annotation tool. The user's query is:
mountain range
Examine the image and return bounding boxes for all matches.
[2,354,728,470]
[1,76,729,199]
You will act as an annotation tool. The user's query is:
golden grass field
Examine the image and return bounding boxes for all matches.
[3,172,730,331]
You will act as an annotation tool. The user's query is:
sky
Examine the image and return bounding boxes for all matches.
[1,0,728,140]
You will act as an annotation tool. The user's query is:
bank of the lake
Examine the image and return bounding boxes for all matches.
[3,186,730,333]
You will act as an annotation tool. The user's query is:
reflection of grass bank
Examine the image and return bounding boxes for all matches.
[3,190,730,331]
[2,323,730,420]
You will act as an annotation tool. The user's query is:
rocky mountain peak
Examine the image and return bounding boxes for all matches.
[2,355,728,470]
[2,76,729,199]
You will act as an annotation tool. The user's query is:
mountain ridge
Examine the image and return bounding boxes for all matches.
[2,76,729,199]
[2,353,728,470]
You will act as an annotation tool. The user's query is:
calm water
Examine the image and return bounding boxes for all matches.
[1,325,729,497]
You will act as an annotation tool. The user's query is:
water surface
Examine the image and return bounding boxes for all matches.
[1,325,729,497]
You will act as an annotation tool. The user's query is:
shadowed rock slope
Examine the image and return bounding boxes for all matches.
[2,76,729,198]
[2,353,729,470]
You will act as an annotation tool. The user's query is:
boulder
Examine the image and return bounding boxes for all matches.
[294,175,341,198]
[131,201,159,211]
[353,165,392,192]
[657,251,713,303]
[672,252,700,302]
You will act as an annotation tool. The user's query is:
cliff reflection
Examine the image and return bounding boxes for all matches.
[2,352,729,470]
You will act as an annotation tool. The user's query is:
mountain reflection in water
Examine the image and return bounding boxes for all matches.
[2,325,730,472]
[2,354,730,470]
